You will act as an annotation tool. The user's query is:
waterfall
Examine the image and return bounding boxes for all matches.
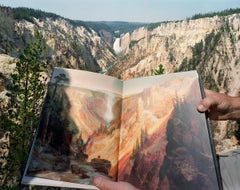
[104,94,115,128]
[113,38,123,54]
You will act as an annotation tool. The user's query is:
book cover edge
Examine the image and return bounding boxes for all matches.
[198,72,223,190]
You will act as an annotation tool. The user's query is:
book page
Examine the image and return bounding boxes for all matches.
[22,68,123,188]
[118,71,221,190]
[22,69,221,190]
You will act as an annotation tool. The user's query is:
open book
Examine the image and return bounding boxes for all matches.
[22,67,222,190]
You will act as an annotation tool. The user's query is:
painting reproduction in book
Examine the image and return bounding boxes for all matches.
[22,67,222,190]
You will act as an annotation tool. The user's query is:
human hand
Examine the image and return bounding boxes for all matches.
[93,176,139,190]
[197,89,240,121]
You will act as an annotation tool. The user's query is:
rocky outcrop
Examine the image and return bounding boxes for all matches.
[0,131,10,186]
[0,6,240,157]
[107,14,240,153]
[0,6,117,72]
[0,54,16,107]
[111,15,240,85]
[13,17,116,72]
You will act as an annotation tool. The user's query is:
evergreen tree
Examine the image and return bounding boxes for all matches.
[1,30,48,188]
[154,64,165,75]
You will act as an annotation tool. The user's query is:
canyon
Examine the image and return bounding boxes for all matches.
[0,7,240,155]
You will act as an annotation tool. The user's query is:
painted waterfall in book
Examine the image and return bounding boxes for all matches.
[22,68,222,190]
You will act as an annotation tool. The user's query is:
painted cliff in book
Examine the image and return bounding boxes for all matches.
[22,67,222,190]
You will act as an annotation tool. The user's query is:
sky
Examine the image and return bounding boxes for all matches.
[0,0,240,23]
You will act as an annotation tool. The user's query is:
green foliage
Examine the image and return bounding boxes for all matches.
[147,22,164,31]
[176,29,224,91]
[190,8,240,20]
[11,7,146,37]
[77,43,100,72]
[234,122,240,145]
[154,64,165,75]
[12,7,93,33]
[165,38,169,50]
[12,7,60,22]
[168,52,175,62]
[147,8,240,31]
[101,21,147,37]
[84,21,114,35]
[66,19,93,33]
[1,30,48,188]
[129,39,142,49]
[0,7,15,54]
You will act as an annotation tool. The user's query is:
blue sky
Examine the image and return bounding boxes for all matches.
[0,0,240,22]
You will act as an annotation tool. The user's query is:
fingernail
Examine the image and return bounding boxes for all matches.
[197,104,205,112]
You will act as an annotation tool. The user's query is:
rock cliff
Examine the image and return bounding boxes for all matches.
[0,7,116,72]
[0,7,240,154]
[110,14,240,95]
[106,14,240,152]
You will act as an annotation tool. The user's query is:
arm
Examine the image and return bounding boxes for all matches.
[197,89,240,121]
[93,176,139,190]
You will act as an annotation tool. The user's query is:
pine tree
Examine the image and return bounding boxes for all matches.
[1,30,48,188]
[154,64,165,75]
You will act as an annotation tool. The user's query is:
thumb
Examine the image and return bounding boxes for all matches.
[93,176,121,190]
[196,100,209,112]
[197,89,218,113]
[93,176,139,190]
